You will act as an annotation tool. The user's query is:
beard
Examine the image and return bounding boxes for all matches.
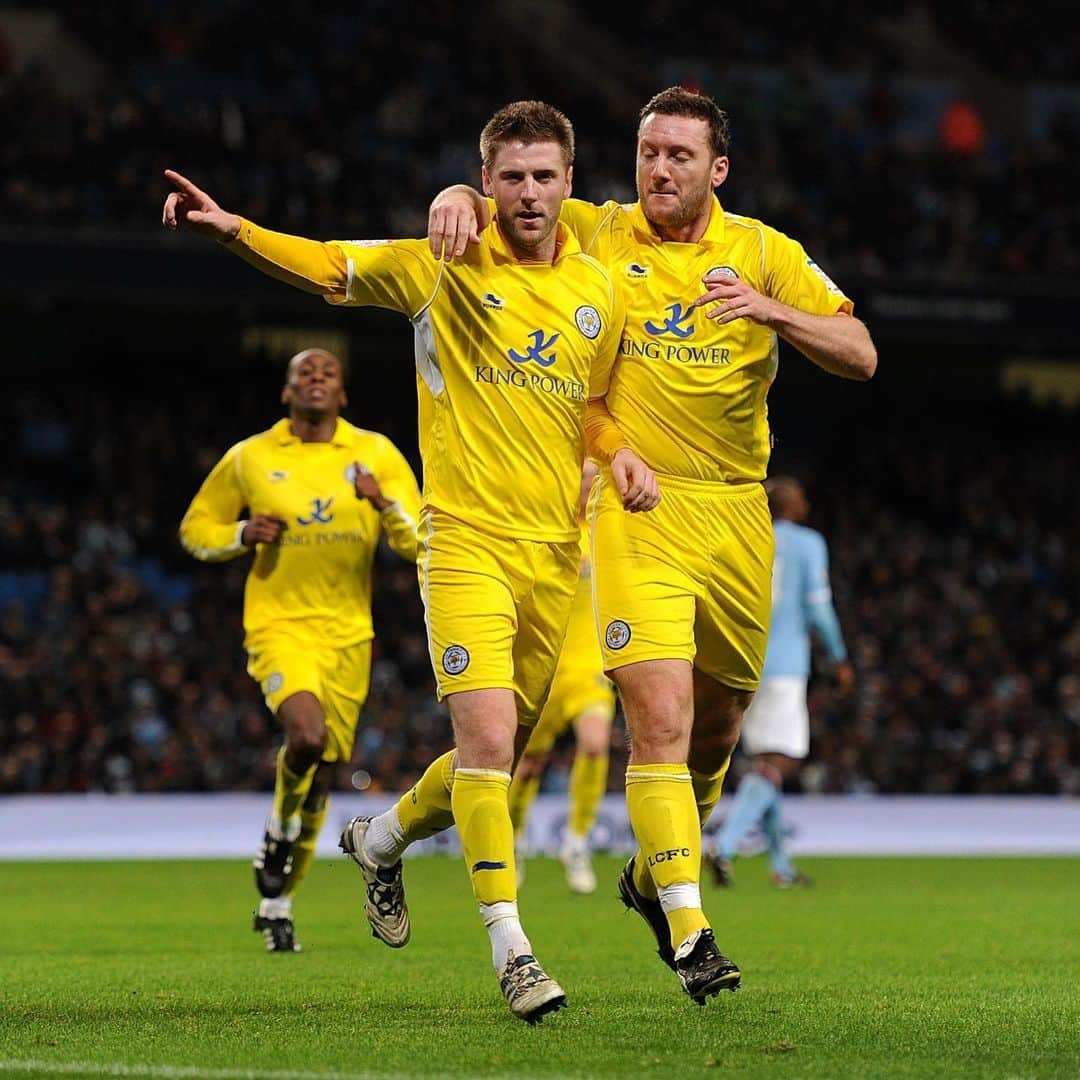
[640,176,713,231]
[495,207,555,253]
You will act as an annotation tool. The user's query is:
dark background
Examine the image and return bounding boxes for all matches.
[1,1,1077,799]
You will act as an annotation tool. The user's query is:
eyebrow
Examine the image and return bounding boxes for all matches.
[641,140,697,154]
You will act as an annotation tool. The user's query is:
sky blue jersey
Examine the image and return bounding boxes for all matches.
[761,519,847,679]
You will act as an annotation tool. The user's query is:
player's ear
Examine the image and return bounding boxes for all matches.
[340,389,348,408]
[281,386,290,406]
[480,165,493,198]
[711,156,729,189]
[564,164,573,199]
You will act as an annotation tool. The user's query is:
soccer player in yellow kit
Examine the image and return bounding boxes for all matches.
[162,101,658,1022]
[179,347,421,953]
[429,86,878,1003]
[508,460,616,895]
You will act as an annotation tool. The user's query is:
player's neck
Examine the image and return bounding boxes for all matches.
[290,413,337,443]
[499,221,559,265]
[654,211,710,244]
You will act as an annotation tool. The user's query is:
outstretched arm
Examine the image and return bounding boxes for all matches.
[162,169,348,297]
[428,185,490,261]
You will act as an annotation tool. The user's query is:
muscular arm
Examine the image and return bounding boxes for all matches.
[696,268,877,381]
[769,308,877,381]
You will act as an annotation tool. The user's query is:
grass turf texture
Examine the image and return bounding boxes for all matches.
[3,855,1078,1079]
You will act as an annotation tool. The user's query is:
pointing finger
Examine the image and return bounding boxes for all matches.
[164,169,205,200]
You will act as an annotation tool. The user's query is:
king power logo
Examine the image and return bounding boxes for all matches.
[508,329,560,368]
[644,302,695,339]
[297,497,334,525]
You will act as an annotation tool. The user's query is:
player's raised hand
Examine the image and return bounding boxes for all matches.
[241,514,288,547]
[352,462,391,512]
[694,272,778,326]
[428,191,482,261]
[611,448,661,513]
[162,169,241,242]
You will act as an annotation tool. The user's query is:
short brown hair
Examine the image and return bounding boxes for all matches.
[480,100,575,170]
[639,86,730,158]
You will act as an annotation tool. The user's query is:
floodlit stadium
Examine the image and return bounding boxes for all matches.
[1,3,1078,1078]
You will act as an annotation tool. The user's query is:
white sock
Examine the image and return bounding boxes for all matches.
[560,830,588,855]
[479,901,532,970]
[258,896,293,919]
[363,807,407,867]
[266,814,301,842]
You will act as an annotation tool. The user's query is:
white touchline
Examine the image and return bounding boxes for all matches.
[0,1062,463,1080]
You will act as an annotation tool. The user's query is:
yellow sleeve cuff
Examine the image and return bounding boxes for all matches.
[584,398,630,464]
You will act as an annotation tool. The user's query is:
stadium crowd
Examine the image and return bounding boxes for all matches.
[2,379,1076,799]
[2,2,1079,280]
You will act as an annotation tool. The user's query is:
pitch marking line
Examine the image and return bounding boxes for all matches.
[0,1063,466,1080]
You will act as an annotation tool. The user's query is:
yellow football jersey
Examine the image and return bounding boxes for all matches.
[179,418,420,647]
[326,224,623,541]
[562,197,853,483]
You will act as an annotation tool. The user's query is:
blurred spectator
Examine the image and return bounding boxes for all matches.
[939,96,986,156]
[1,2,1078,278]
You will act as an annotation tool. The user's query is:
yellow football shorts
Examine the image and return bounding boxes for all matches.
[245,628,373,762]
[588,471,773,691]
[417,507,580,724]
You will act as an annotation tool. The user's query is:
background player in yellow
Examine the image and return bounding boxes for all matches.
[508,460,616,895]
[162,101,658,1023]
[428,85,877,1003]
[179,347,420,953]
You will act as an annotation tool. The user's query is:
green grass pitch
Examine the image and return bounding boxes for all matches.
[3,855,1078,1079]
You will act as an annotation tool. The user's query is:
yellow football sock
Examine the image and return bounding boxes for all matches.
[568,750,608,837]
[396,749,456,843]
[626,762,708,950]
[452,768,517,905]
[507,771,541,835]
[692,758,731,827]
[282,795,329,897]
[272,747,316,827]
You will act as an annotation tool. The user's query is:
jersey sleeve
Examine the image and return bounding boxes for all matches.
[584,397,631,464]
[587,274,625,399]
[803,532,848,662]
[326,239,440,317]
[764,228,854,317]
[374,437,422,563]
[227,218,350,297]
[178,443,250,562]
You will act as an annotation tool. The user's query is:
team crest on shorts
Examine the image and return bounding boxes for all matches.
[442,645,470,675]
[605,620,631,650]
[265,672,284,694]
[575,305,601,339]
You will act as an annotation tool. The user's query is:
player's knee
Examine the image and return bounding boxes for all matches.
[629,714,690,760]
[286,721,328,766]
